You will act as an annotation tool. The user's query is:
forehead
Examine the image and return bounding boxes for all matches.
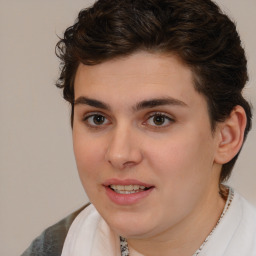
[74,51,204,109]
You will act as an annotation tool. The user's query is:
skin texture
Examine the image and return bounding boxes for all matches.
[72,51,246,256]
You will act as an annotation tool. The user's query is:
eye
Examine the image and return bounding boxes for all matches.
[83,113,110,127]
[145,113,174,127]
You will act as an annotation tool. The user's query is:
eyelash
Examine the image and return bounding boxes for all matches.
[82,112,175,129]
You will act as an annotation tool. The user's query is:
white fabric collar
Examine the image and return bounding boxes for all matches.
[61,204,120,256]
[198,189,242,255]
[199,190,256,256]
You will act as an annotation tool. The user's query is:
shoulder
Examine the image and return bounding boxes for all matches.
[201,189,256,256]
[233,191,256,233]
[21,203,90,256]
[236,193,256,236]
[225,191,256,255]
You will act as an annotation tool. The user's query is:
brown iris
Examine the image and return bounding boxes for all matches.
[153,115,166,126]
[93,115,105,125]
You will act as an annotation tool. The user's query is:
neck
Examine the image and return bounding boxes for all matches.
[127,186,226,256]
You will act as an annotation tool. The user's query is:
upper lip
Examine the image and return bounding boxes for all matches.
[103,178,154,188]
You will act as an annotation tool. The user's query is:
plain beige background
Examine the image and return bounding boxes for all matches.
[0,0,255,255]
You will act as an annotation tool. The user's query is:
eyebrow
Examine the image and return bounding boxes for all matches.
[74,96,111,110]
[134,97,188,111]
[73,96,187,111]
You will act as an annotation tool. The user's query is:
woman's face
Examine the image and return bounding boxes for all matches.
[72,51,221,239]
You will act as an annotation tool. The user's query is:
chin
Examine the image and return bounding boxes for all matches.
[113,225,153,239]
[102,210,157,239]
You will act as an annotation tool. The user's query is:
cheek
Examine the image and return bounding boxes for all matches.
[146,131,216,187]
[73,137,107,205]
[142,133,217,223]
[73,132,105,185]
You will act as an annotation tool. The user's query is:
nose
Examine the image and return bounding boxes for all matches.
[105,125,143,170]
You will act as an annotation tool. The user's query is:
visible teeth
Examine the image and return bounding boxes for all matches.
[116,185,125,190]
[110,184,147,194]
[116,190,137,194]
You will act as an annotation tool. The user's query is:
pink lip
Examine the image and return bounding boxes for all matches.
[103,178,154,187]
[103,178,155,205]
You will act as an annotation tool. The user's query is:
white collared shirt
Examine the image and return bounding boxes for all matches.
[61,190,256,256]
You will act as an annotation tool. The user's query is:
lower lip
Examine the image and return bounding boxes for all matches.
[104,186,154,205]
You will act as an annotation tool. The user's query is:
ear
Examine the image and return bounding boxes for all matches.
[214,105,247,165]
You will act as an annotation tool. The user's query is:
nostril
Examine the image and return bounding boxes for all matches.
[123,161,137,167]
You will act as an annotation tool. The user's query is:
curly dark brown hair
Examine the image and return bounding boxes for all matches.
[55,0,252,183]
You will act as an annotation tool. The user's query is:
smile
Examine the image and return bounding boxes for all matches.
[109,184,149,194]
[103,179,154,205]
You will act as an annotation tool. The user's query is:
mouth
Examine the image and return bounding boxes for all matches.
[108,184,151,194]
[103,179,154,205]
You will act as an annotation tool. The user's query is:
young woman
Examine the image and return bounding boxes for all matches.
[22,0,256,255]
